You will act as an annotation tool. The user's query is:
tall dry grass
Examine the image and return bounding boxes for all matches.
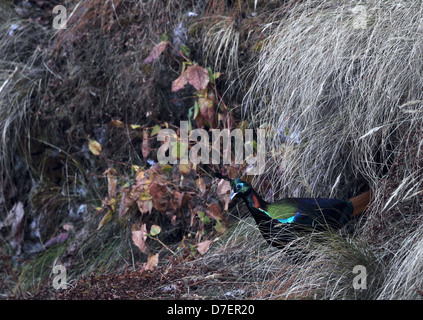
[236,0,423,299]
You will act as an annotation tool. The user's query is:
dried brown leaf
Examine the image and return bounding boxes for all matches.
[196,239,218,255]
[195,177,206,195]
[131,223,149,254]
[136,199,153,215]
[1,202,25,254]
[109,119,125,128]
[171,73,188,92]
[227,166,239,180]
[185,64,210,91]
[171,64,209,92]
[150,182,168,213]
[205,203,224,221]
[142,253,159,271]
[198,96,216,127]
[217,179,231,211]
[179,162,191,176]
[119,192,135,217]
[142,129,151,159]
[44,232,69,248]
[149,181,167,198]
[143,41,168,64]
[104,168,118,198]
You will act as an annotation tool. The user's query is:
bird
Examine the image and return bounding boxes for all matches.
[229,178,371,248]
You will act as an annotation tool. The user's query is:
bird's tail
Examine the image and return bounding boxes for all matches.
[349,190,372,217]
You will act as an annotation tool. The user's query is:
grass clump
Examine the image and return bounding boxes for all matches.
[240,0,423,299]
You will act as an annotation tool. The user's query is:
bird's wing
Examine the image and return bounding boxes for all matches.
[264,199,299,223]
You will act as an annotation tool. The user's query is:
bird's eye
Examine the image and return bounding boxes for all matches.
[235,183,242,190]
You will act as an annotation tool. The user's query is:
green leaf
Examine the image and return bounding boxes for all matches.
[198,211,211,224]
[139,190,152,201]
[179,44,190,58]
[161,164,173,173]
[214,218,226,233]
[161,33,169,42]
[213,72,222,81]
[170,141,188,159]
[150,225,161,236]
[201,215,211,224]
[193,101,199,119]
[188,107,193,131]
[189,244,197,256]
[88,139,102,156]
[150,124,161,137]
[97,210,113,230]
[207,67,213,81]
[130,124,142,129]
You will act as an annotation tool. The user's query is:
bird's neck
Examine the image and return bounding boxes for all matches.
[244,188,268,212]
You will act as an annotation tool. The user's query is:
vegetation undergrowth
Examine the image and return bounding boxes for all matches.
[1,0,423,300]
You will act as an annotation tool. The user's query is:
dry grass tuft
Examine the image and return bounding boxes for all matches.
[240,0,423,299]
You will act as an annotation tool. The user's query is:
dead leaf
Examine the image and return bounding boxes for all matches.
[142,129,151,160]
[195,177,206,195]
[149,181,167,198]
[198,96,216,128]
[132,223,149,254]
[227,166,238,180]
[171,73,188,92]
[88,139,102,156]
[136,198,153,215]
[185,64,210,91]
[171,64,209,92]
[0,202,25,254]
[44,232,69,248]
[119,192,135,217]
[150,182,169,213]
[179,162,191,176]
[205,203,224,221]
[190,207,196,226]
[143,41,168,64]
[104,168,118,198]
[142,253,159,271]
[170,191,192,212]
[217,179,231,211]
[196,239,218,255]
[109,119,125,128]
[178,192,192,208]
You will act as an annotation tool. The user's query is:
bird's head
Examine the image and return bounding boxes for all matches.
[230,178,252,200]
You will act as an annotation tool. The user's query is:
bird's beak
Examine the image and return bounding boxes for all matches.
[230,191,237,200]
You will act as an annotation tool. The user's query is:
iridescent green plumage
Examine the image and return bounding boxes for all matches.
[230,178,370,247]
[264,200,298,221]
